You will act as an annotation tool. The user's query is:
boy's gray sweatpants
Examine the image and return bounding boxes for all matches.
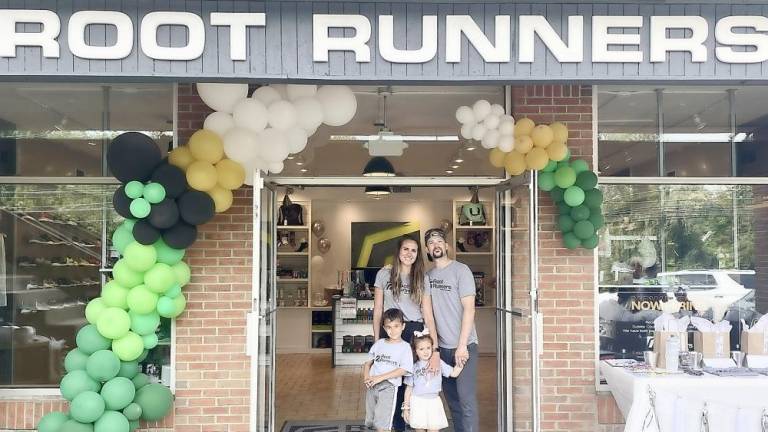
[440,343,479,432]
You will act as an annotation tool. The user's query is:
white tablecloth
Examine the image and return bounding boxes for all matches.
[600,361,768,432]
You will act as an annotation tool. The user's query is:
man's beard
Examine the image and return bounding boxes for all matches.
[431,248,444,258]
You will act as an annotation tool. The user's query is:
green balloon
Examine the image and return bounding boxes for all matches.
[136,349,150,363]
[582,234,599,249]
[111,227,134,256]
[575,171,598,191]
[563,186,585,207]
[101,377,136,411]
[558,215,575,232]
[165,284,182,298]
[553,166,576,189]
[135,383,173,421]
[76,325,112,355]
[129,311,161,336]
[156,296,176,318]
[86,350,121,382]
[563,232,581,250]
[85,298,107,325]
[60,370,101,401]
[129,420,140,432]
[96,308,131,340]
[542,160,557,172]
[584,188,604,208]
[124,181,145,199]
[101,281,129,310]
[557,202,571,215]
[570,205,591,222]
[557,159,571,170]
[589,212,605,229]
[112,260,144,289]
[124,242,157,272]
[118,361,140,379]
[144,263,175,294]
[131,373,150,390]
[95,411,130,432]
[65,348,90,373]
[550,187,565,203]
[142,183,166,204]
[123,403,142,421]
[172,261,191,286]
[173,294,187,317]
[570,159,589,174]
[38,411,69,432]
[142,333,159,350]
[112,332,144,362]
[153,239,185,265]
[129,198,151,219]
[126,285,159,315]
[120,219,137,232]
[538,172,556,192]
[70,391,105,423]
[573,220,596,240]
[60,419,94,432]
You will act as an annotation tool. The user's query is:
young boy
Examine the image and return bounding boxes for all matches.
[364,308,414,432]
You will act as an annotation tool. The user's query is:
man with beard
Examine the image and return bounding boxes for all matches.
[423,228,478,432]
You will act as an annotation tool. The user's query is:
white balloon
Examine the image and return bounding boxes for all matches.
[497,134,515,152]
[491,104,505,116]
[196,83,248,113]
[501,114,515,123]
[270,84,289,100]
[484,114,500,130]
[222,128,258,164]
[268,161,285,174]
[482,129,500,149]
[471,123,487,141]
[243,161,256,185]
[498,119,515,135]
[203,112,235,137]
[316,85,357,126]
[258,128,290,163]
[286,128,309,153]
[286,84,318,101]
[252,86,282,106]
[472,99,492,122]
[232,99,268,133]
[293,97,324,132]
[455,106,474,124]
[460,123,475,140]
[267,100,298,130]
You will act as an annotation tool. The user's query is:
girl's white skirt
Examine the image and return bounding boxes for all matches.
[408,394,449,430]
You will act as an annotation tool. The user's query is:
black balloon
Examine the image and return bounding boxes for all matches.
[107,132,162,183]
[163,222,198,249]
[133,219,161,245]
[113,186,133,219]
[178,190,215,226]
[151,163,187,198]
[148,198,180,229]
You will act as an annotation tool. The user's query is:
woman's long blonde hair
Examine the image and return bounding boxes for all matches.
[389,236,426,304]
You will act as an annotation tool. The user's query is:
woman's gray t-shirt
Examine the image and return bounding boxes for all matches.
[374,267,428,322]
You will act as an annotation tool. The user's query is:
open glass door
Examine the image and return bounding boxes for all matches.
[496,173,540,432]
[250,171,277,432]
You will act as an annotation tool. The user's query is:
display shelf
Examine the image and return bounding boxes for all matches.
[332,297,375,367]
[456,225,493,229]
[456,251,494,255]
[277,225,309,229]
[453,198,496,308]
[311,309,333,349]
[277,252,309,256]
[277,278,309,282]
[275,199,312,309]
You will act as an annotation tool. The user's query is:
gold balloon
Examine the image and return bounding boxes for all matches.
[215,159,246,190]
[546,141,568,162]
[514,118,536,137]
[525,147,549,170]
[550,122,569,144]
[168,147,195,171]
[504,151,527,176]
[188,130,225,164]
[208,186,234,213]
[489,148,506,168]
[531,125,554,148]
[514,135,534,154]
[186,161,218,192]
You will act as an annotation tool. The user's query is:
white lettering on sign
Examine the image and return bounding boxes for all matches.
[1,10,768,66]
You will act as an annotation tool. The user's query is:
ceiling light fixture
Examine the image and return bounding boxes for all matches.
[362,156,396,177]
[445,169,454,174]
[299,168,308,173]
[451,164,460,169]
[295,156,306,166]
[365,186,391,196]
[464,140,478,151]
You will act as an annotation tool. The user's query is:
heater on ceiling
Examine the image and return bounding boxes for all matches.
[364,87,409,157]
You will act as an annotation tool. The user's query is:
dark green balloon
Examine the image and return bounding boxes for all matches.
[70,391,105,423]
[76,325,112,355]
[573,220,596,240]
[589,212,605,229]
[563,232,581,249]
[551,187,565,203]
[557,202,571,215]
[538,172,556,192]
[584,188,604,208]
[123,403,142,421]
[575,171,598,191]
[132,373,150,390]
[558,215,575,232]
[582,235,599,249]
[542,160,557,172]
[570,205,591,222]
[129,420,140,432]
[135,383,173,421]
[101,377,136,411]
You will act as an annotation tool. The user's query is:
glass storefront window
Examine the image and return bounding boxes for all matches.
[598,89,659,176]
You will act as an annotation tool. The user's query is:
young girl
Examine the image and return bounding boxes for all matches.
[402,329,463,432]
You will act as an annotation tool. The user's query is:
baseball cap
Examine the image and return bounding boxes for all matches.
[424,228,447,245]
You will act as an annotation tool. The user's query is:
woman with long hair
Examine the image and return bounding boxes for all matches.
[372,235,440,432]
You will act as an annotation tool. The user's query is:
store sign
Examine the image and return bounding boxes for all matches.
[2,10,768,64]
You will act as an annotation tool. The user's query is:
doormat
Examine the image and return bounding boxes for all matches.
[280,420,454,431]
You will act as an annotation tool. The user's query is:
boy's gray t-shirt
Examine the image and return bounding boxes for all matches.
[374,268,427,322]
[367,339,414,386]
[426,261,478,349]
[403,359,454,399]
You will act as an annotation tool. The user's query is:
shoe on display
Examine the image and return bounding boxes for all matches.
[296,239,308,253]
[456,238,467,252]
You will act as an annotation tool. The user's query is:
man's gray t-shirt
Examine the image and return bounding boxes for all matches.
[367,339,414,386]
[403,359,454,399]
[374,268,427,322]
[426,261,478,349]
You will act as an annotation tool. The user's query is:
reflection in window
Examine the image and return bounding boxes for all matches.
[598,185,764,364]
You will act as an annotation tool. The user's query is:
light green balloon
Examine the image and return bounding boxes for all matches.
[124,181,145,199]
[153,238,185,265]
[60,370,101,401]
[129,420,140,432]
[126,285,159,315]
[37,411,69,432]
[537,172,556,192]
[563,186,585,207]
[156,296,176,318]
[570,159,590,174]
[542,159,557,172]
[60,419,94,432]
[554,166,577,189]
[101,281,129,310]
[123,242,157,273]
[142,333,159,350]
[112,260,144,289]
[85,298,107,325]
[100,377,136,411]
[129,198,151,219]
[123,403,142,421]
[172,261,191,286]
[85,350,121,382]
[117,360,140,379]
[112,332,144,362]
[65,348,90,372]
[142,183,166,204]
[172,294,187,317]
[165,284,182,298]
[94,411,130,432]
[120,218,137,232]
[111,226,134,256]
[96,308,131,339]
[76,325,112,355]
[144,263,175,294]
[70,391,105,423]
[129,311,161,336]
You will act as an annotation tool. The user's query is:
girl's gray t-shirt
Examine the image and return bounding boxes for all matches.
[404,359,455,398]
[374,267,428,322]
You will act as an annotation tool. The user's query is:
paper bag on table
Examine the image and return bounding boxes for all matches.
[653,330,689,368]
[693,331,730,359]
[740,315,768,355]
